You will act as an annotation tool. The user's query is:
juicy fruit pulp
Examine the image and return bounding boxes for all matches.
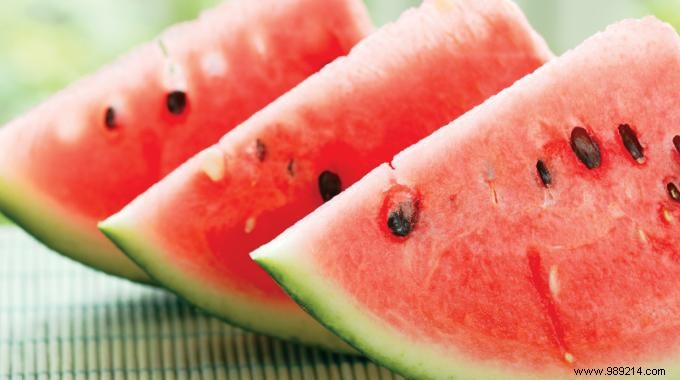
[101,0,550,351]
[253,18,680,379]
[0,0,372,281]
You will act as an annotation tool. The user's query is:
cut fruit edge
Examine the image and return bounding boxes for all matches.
[0,170,152,283]
[99,213,357,353]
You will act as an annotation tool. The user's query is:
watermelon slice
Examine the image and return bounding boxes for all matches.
[253,18,680,379]
[101,0,550,350]
[0,0,371,283]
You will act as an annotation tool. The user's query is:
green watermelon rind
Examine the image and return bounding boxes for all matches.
[251,244,483,379]
[0,173,153,284]
[98,215,357,353]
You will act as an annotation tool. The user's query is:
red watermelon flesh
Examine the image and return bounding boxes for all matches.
[0,0,371,282]
[101,0,551,351]
[253,18,680,379]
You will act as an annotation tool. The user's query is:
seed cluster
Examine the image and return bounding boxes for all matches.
[104,89,188,131]
[538,125,680,204]
[381,125,678,241]
[101,87,679,245]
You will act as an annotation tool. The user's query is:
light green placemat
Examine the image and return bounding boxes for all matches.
[0,226,400,379]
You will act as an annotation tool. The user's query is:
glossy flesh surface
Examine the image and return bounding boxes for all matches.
[254,18,680,379]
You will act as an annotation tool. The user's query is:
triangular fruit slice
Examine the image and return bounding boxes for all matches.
[0,0,371,283]
[101,0,550,350]
[253,18,680,379]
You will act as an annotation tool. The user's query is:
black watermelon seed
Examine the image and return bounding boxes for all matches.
[287,159,295,176]
[668,182,680,203]
[387,202,418,237]
[536,160,552,187]
[255,139,267,162]
[382,185,419,238]
[166,91,187,115]
[318,171,341,202]
[570,127,601,169]
[104,106,116,129]
[673,135,680,154]
[387,210,412,237]
[618,124,644,162]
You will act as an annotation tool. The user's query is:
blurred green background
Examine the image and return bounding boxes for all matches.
[0,0,678,224]
[2,0,678,127]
